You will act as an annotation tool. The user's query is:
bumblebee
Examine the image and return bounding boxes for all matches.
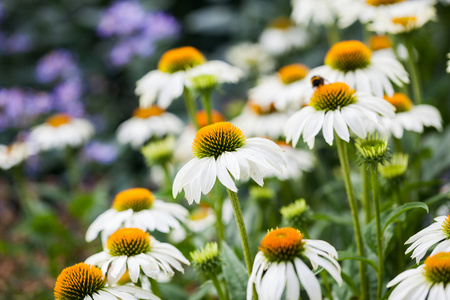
[311,76,325,88]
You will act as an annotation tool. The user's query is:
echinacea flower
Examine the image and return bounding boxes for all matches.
[259,18,309,56]
[231,101,290,139]
[387,252,450,299]
[291,0,338,27]
[86,188,188,244]
[190,242,221,275]
[29,113,94,151]
[247,227,342,300]
[378,152,408,180]
[405,214,450,264]
[249,64,311,111]
[54,262,158,300]
[269,142,314,180]
[225,42,275,75]
[372,93,442,139]
[173,122,286,204]
[309,40,409,97]
[135,46,242,108]
[284,81,395,149]
[0,140,36,170]
[86,228,190,284]
[116,106,183,148]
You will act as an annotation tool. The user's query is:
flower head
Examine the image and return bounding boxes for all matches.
[355,134,389,165]
[247,227,342,300]
[141,135,175,166]
[158,46,206,74]
[226,42,275,75]
[173,122,286,204]
[190,242,221,275]
[378,153,408,180]
[280,199,313,230]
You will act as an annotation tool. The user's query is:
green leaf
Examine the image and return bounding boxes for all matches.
[221,242,248,300]
[337,251,379,273]
[188,280,213,300]
[340,272,360,297]
[424,192,450,207]
[381,202,428,235]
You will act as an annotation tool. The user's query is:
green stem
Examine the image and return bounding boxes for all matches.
[361,164,372,224]
[326,24,341,47]
[64,147,81,195]
[335,137,368,300]
[211,274,227,300]
[149,278,161,298]
[216,194,225,243]
[393,138,403,153]
[226,189,253,276]
[162,163,172,193]
[404,38,422,104]
[12,165,32,216]
[371,164,384,300]
[201,91,213,125]
[321,272,333,300]
[183,88,199,130]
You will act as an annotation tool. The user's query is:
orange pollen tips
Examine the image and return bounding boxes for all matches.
[192,122,246,159]
[248,101,277,115]
[369,35,392,51]
[133,106,165,119]
[269,17,293,30]
[46,114,72,127]
[195,110,225,128]
[158,46,206,73]
[309,82,357,111]
[325,40,372,72]
[54,263,106,300]
[259,227,304,262]
[107,228,151,256]
[392,16,417,28]
[442,215,450,239]
[383,93,412,113]
[112,188,154,212]
[278,64,310,85]
[424,252,450,284]
[366,0,403,6]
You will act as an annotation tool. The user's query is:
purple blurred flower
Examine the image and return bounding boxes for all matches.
[36,50,79,83]
[83,141,118,165]
[26,92,53,116]
[97,1,146,37]
[141,12,180,40]
[5,33,32,54]
[109,41,135,66]
[53,80,83,104]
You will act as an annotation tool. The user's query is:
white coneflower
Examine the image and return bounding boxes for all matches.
[405,214,450,264]
[54,263,158,300]
[29,113,94,151]
[249,64,311,111]
[247,227,342,300]
[225,42,275,75]
[284,80,395,149]
[291,0,338,27]
[116,106,183,148]
[269,142,314,180]
[136,46,242,108]
[387,252,450,299]
[173,122,286,204]
[85,188,188,244]
[85,228,190,284]
[309,40,409,97]
[0,140,36,170]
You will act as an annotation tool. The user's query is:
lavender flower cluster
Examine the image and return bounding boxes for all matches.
[97,1,180,66]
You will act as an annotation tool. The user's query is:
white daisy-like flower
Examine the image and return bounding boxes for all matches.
[368,1,436,34]
[371,93,442,139]
[29,114,94,151]
[186,204,216,232]
[386,252,450,299]
[405,214,450,264]
[116,106,183,148]
[232,101,291,139]
[270,142,315,180]
[86,188,188,245]
[225,42,276,75]
[54,262,158,300]
[249,64,311,111]
[259,18,310,56]
[368,34,398,59]
[173,122,286,204]
[247,227,342,300]
[0,140,37,170]
[309,40,409,98]
[86,228,190,284]
[135,46,242,109]
[284,80,395,149]
[291,0,338,27]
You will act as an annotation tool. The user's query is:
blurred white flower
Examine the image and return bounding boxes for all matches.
[269,142,315,180]
[0,140,36,170]
[226,42,275,75]
[291,0,338,26]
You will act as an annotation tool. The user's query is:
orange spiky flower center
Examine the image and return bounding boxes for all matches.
[106,228,151,256]
[277,64,310,85]
[425,252,450,284]
[248,101,277,115]
[383,93,412,113]
[369,35,392,51]
[309,82,357,111]
[392,16,417,28]
[133,106,165,119]
[54,263,106,300]
[195,110,226,128]
[112,188,154,212]
[441,215,450,239]
[268,17,293,30]
[366,0,403,6]
[325,40,372,72]
[259,227,305,262]
[46,114,72,127]
[158,46,206,73]
[192,122,246,159]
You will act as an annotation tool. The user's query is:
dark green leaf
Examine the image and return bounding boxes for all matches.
[221,242,248,300]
